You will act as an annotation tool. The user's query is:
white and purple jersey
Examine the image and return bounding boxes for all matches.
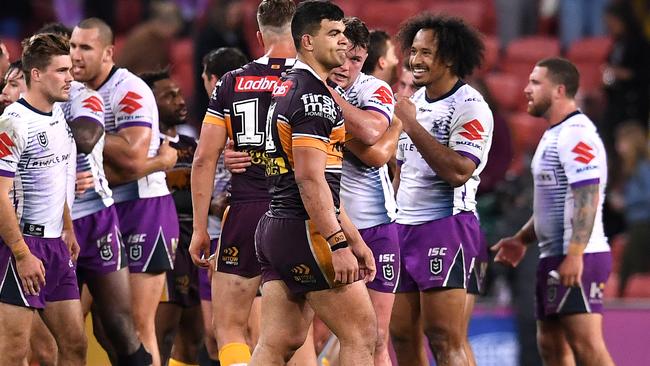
[207,155,231,240]
[0,99,75,238]
[62,81,113,220]
[396,80,493,225]
[340,73,397,229]
[531,111,609,258]
[97,67,169,202]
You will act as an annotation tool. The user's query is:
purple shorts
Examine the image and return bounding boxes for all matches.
[198,239,219,301]
[215,201,268,278]
[360,222,400,293]
[115,195,179,273]
[161,222,200,307]
[396,212,482,292]
[536,252,612,320]
[256,214,343,295]
[0,237,79,309]
[74,205,127,279]
[467,230,489,295]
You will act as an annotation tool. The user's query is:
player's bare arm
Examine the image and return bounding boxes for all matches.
[559,183,599,287]
[330,92,388,145]
[338,206,376,283]
[61,201,80,262]
[294,145,360,284]
[68,117,104,154]
[103,127,177,184]
[0,176,45,295]
[395,98,475,187]
[346,116,402,168]
[189,123,227,267]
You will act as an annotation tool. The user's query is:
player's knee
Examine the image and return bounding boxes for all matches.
[375,325,390,353]
[424,323,463,353]
[60,333,88,361]
[537,331,565,360]
[0,341,29,364]
[566,334,603,360]
[338,316,377,352]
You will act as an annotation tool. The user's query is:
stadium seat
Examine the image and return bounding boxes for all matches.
[359,2,419,36]
[484,72,525,112]
[170,38,195,105]
[623,273,650,298]
[566,36,612,63]
[603,273,619,299]
[476,35,500,75]
[506,112,547,154]
[333,0,361,19]
[1,37,21,63]
[574,61,604,94]
[425,1,484,31]
[504,36,560,79]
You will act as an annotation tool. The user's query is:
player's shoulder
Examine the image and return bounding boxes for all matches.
[557,112,597,137]
[455,83,488,106]
[112,68,154,98]
[0,103,29,137]
[355,73,393,97]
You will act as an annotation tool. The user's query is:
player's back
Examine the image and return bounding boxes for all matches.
[203,57,296,204]
[97,67,169,202]
[0,100,74,237]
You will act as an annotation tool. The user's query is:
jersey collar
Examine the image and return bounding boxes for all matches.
[549,110,582,130]
[255,57,297,67]
[424,79,465,103]
[293,60,324,82]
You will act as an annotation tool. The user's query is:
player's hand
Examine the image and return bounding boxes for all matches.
[209,192,229,219]
[158,138,178,170]
[15,252,46,296]
[349,238,376,283]
[492,236,527,267]
[558,254,583,287]
[331,245,359,285]
[223,141,251,173]
[62,227,80,262]
[394,98,417,134]
[189,230,211,268]
[75,171,95,196]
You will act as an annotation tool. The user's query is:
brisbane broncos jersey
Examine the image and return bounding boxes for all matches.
[203,57,296,204]
[264,61,345,219]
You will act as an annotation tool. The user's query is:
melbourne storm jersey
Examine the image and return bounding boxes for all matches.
[97,67,169,202]
[62,81,113,220]
[340,73,397,229]
[0,99,75,238]
[265,61,345,219]
[396,80,493,225]
[531,111,609,258]
[203,57,296,204]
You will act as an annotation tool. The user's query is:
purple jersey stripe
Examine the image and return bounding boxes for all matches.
[570,178,600,188]
[0,169,15,178]
[456,151,480,167]
[362,106,392,125]
[116,121,152,131]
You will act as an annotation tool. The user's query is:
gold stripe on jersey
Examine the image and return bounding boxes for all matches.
[203,113,225,127]
[305,220,335,287]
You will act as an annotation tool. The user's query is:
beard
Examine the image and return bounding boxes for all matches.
[527,95,552,117]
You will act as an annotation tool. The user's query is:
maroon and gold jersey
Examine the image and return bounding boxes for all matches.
[264,61,345,219]
[203,57,296,204]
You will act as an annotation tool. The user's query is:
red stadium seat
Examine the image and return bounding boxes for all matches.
[476,35,500,75]
[425,1,484,31]
[484,72,525,112]
[574,61,604,94]
[504,36,560,79]
[1,37,21,63]
[333,1,361,19]
[507,112,547,154]
[359,2,419,36]
[566,36,612,63]
[170,39,195,105]
[623,273,650,298]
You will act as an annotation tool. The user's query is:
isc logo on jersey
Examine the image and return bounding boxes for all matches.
[235,76,280,92]
[301,93,337,122]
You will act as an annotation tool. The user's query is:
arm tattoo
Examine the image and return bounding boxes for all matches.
[570,184,599,245]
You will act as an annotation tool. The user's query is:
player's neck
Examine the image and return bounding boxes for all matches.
[424,75,459,101]
[160,125,177,137]
[264,38,296,59]
[22,89,54,113]
[87,63,115,90]
[297,54,330,83]
[546,100,578,127]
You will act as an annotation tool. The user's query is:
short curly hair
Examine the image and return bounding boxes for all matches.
[397,14,484,78]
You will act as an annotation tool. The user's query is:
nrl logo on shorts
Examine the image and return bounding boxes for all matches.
[382,263,395,281]
[430,258,443,275]
[129,244,143,261]
[37,132,48,148]
[100,243,114,261]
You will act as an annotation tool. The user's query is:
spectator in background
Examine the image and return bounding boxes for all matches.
[116,0,183,75]
[610,122,650,296]
[0,60,23,112]
[559,0,608,51]
[601,2,650,148]
[495,0,538,49]
[361,30,400,86]
[192,0,250,122]
[0,42,11,78]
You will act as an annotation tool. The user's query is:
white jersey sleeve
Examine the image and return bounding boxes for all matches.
[357,77,394,124]
[557,121,604,187]
[109,76,156,131]
[0,114,27,177]
[448,99,494,167]
[65,82,105,125]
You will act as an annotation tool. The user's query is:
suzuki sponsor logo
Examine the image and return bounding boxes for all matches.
[459,119,484,141]
[572,141,595,164]
[82,96,103,113]
[0,132,15,158]
[118,91,143,114]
